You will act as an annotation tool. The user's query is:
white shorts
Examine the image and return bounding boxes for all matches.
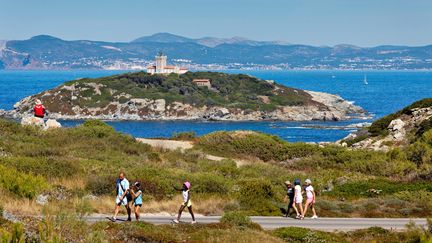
[115,196,128,206]
[295,197,303,204]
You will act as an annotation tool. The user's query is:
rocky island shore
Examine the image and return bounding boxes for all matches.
[6,71,365,121]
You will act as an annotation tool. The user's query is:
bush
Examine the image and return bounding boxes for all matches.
[86,175,117,196]
[190,173,230,195]
[220,211,258,229]
[394,190,432,209]
[197,131,317,161]
[273,227,343,242]
[0,164,48,199]
[171,132,196,141]
[237,178,279,215]
[0,156,81,178]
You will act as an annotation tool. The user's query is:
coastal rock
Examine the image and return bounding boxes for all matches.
[45,119,62,129]
[21,116,45,127]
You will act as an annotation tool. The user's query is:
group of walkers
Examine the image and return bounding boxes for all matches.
[284,178,318,220]
[111,171,195,224]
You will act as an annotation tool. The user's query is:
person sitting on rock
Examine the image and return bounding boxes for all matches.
[34,99,48,118]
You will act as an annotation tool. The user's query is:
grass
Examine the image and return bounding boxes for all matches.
[1,105,432,241]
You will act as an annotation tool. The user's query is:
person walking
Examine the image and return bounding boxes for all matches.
[283,180,295,217]
[111,171,132,222]
[130,181,143,221]
[172,181,196,224]
[302,179,318,219]
[33,99,48,118]
[292,179,304,219]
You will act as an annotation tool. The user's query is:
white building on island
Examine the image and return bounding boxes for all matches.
[147,52,188,75]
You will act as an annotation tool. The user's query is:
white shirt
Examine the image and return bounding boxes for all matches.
[294,185,302,199]
[117,178,129,197]
[305,185,314,199]
[182,190,189,202]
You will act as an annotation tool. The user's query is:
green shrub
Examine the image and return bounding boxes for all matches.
[190,173,230,195]
[237,178,279,215]
[0,156,81,178]
[86,175,116,196]
[0,164,48,199]
[220,211,258,229]
[394,190,432,209]
[197,131,317,162]
[273,227,344,242]
[171,132,196,141]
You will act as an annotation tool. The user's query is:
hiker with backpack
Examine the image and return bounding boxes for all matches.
[130,181,143,221]
[111,171,132,221]
[172,181,196,224]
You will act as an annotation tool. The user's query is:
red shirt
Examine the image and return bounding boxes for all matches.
[34,104,45,118]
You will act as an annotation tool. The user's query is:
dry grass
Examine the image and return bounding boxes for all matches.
[50,177,87,190]
[84,194,233,216]
[2,197,42,216]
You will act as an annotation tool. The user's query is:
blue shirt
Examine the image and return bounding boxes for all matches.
[134,190,143,205]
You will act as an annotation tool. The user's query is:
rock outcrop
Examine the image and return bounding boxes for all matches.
[20,116,62,130]
[340,106,432,151]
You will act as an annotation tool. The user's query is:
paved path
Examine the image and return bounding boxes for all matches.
[86,215,428,232]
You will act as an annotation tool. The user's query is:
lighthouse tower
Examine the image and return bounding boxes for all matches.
[155,51,167,73]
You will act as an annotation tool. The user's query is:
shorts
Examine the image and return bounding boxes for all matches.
[115,196,128,206]
[306,198,314,204]
[295,197,303,204]
[135,204,142,207]
[182,200,192,207]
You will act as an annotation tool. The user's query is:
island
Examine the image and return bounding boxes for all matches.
[9,71,365,121]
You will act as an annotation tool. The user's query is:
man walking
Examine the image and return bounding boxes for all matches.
[111,171,132,221]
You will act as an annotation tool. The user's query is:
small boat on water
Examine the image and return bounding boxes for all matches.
[363,75,368,85]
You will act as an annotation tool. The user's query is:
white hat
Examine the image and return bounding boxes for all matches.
[35,99,42,105]
[305,179,312,184]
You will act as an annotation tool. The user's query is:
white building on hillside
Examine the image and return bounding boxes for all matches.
[147,52,188,75]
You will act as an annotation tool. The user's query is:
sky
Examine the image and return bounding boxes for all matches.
[1,0,431,47]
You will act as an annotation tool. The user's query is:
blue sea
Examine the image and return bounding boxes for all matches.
[1,70,431,142]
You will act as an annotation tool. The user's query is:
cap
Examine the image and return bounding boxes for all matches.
[284,180,291,185]
[305,179,312,184]
[184,181,191,189]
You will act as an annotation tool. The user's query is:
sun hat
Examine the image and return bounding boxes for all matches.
[284,180,291,185]
[35,99,42,105]
[184,181,191,189]
[305,179,312,184]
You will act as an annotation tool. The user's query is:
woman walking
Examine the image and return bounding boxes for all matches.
[292,179,304,219]
[302,179,318,219]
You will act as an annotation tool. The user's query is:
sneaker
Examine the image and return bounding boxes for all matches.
[191,220,197,224]
[295,214,300,219]
[110,217,116,222]
[172,219,179,224]
[127,217,132,221]
[311,215,318,219]
[299,215,304,220]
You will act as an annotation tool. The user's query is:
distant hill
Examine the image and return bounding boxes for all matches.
[1,33,432,70]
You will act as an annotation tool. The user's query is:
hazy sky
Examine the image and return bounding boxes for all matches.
[1,0,431,46]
